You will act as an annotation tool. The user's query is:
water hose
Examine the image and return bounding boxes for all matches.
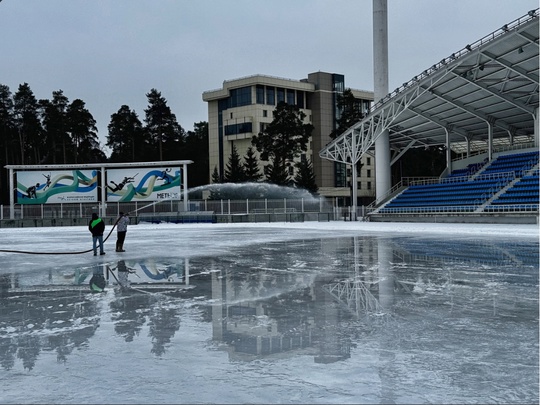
[0,216,120,255]
[0,198,174,255]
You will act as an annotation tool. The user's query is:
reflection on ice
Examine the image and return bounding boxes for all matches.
[0,227,538,404]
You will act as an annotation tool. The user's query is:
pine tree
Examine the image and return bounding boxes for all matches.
[13,83,42,164]
[66,99,104,163]
[294,158,318,194]
[0,84,16,203]
[329,88,365,139]
[107,105,144,162]
[183,121,209,188]
[252,101,313,186]
[39,90,70,164]
[144,89,184,161]
[0,85,16,165]
[243,146,262,182]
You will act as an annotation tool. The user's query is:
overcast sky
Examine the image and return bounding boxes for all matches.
[0,0,537,154]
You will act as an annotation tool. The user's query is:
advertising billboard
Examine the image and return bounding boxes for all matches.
[16,170,99,204]
[106,167,181,202]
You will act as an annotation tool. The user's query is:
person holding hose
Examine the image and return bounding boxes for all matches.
[89,213,106,256]
[115,212,130,252]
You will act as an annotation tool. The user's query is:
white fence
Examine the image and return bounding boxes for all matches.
[0,197,349,220]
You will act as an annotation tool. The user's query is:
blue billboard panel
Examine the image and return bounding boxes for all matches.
[16,170,98,204]
[106,167,181,202]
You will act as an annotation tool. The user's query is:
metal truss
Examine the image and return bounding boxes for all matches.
[319,10,539,167]
[322,278,382,316]
[319,73,449,165]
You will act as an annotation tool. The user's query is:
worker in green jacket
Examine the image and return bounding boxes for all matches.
[88,213,106,256]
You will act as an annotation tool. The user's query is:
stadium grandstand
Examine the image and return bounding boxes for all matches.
[320,9,539,224]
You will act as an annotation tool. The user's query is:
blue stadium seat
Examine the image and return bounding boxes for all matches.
[380,151,539,214]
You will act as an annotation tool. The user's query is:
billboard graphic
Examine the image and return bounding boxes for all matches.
[16,170,98,204]
[106,167,181,202]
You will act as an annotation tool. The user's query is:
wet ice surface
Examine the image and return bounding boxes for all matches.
[0,222,538,404]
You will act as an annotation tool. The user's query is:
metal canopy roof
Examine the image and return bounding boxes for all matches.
[320,9,539,164]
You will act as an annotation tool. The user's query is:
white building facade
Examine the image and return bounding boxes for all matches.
[202,71,374,204]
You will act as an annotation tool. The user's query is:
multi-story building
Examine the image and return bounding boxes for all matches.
[202,71,375,204]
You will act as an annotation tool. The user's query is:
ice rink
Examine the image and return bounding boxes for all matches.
[0,221,538,404]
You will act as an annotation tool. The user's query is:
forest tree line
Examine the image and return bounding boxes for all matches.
[0,83,445,205]
[0,83,209,203]
[0,82,320,204]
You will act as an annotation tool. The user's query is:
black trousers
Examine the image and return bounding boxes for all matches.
[116,231,127,251]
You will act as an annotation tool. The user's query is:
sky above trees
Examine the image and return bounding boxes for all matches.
[0,1,537,152]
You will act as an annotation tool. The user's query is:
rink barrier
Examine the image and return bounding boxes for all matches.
[0,212,336,227]
[1,198,536,226]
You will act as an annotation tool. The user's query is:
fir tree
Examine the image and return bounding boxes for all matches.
[243,146,262,182]
[294,158,318,194]
[264,161,290,186]
[209,166,221,199]
[223,144,245,183]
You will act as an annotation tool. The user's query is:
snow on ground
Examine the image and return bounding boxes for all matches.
[195,220,540,238]
[0,220,537,272]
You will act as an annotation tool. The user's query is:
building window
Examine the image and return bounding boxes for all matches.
[277,88,285,103]
[229,86,251,108]
[332,74,345,126]
[335,162,346,187]
[266,87,275,105]
[256,85,265,104]
[367,181,372,190]
[225,122,253,136]
[263,110,268,117]
[230,112,233,119]
[297,91,304,108]
[358,182,361,190]
[333,74,345,93]
[286,89,295,105]
[367,169,371,177]
[366,157,371,165]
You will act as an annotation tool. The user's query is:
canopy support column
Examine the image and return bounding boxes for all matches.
[9,167,14,219]
[445,128,452,174]
[183,163,189,212]
[373,0,391,200]
[535,108,539,148]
